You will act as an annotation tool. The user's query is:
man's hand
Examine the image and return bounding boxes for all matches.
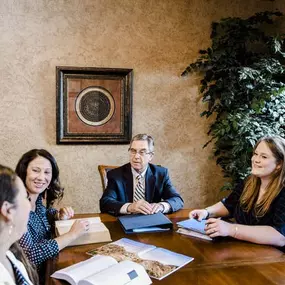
[150,203,164,214]
[128,200,153,215]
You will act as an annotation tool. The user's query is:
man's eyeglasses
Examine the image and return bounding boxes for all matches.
[129,148,152,156]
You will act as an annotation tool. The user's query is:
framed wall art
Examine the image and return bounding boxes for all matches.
[56,66,133,144]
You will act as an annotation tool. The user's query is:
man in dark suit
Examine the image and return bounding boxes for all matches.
[99,134,184,216]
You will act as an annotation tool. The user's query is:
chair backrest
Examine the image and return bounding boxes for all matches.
[98,165,119,191]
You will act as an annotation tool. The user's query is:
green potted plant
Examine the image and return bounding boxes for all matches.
[182,11,285,190]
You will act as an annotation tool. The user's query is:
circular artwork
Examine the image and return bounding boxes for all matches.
[75,87,115,126]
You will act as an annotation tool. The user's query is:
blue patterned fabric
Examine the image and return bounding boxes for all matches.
[19,196,59,267]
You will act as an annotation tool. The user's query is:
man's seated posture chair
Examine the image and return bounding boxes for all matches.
[99,133,184,216]
[98,165,118,191]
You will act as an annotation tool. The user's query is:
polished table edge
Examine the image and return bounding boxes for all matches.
[189,255,285,270]
[72,208,190,221]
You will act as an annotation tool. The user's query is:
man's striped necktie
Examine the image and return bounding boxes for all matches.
[134,174,145,201]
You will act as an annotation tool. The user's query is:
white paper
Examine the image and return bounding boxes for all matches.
[177,228,212,241]
[78,260,152,285]
[140,247,193,266]
[112,238,156,255]
[51,255,116,285]
[55,217,101,234]
[100,238,194,281]
[55,217,111,246]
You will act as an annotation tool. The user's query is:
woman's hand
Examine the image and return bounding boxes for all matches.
[58,206,74,220]
[189,209,208,221]
[205,218,235,238]
[68,220,89,238]
[55,219,90,250]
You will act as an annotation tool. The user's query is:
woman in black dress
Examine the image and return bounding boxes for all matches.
[190,136,285,246]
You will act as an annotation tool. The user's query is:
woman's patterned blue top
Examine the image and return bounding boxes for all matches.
[19,196,59,266]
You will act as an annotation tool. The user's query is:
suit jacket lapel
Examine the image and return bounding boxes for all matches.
[123,163,134,202]
[145,165,155,202]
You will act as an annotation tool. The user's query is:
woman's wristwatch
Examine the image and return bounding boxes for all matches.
[204,208,210,219]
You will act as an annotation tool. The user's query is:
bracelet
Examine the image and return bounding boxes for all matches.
[204,208,210,219]
[233,225,238,238]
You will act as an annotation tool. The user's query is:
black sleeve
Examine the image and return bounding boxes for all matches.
[221,181,244,217]
[160,168,184,212]
[271,188,285,236]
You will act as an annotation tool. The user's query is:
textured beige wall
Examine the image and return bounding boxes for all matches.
[0,0,284,213]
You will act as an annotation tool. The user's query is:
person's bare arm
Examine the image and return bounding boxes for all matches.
[206,218,285,247]
[189,202,230,221]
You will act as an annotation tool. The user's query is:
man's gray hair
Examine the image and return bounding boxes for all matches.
[130,134,154,152]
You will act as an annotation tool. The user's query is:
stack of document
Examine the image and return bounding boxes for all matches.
[176,218,212,241]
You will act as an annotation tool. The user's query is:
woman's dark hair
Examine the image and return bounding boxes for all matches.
[15,149,64,207]
[0,165,38,284]
[0,164,18,211]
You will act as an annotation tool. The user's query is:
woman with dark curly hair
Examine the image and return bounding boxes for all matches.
[15,149,89,271]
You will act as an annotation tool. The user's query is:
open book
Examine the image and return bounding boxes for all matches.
[87,238,193,280]
[176,218,212,241]
[55,217,112,246]
[51,255,152,285]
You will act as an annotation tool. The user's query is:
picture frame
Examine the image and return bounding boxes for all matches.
[56,66,133,144]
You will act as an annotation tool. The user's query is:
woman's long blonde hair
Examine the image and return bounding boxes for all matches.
[240,136,285,217]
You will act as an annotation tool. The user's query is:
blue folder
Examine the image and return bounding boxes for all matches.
[177,218,207,234]
[118,212,173,234]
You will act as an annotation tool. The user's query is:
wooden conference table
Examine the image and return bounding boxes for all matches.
[46,209,285,285]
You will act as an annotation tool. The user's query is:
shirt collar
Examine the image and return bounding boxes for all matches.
[131,165,148,178]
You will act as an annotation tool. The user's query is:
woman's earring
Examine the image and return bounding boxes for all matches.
[8,224,13,236]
